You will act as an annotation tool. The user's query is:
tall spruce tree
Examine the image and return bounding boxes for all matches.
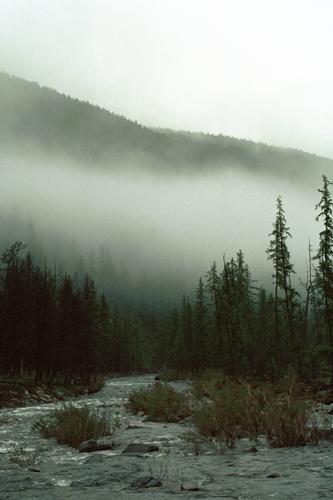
[266,196,298,373]
[193,277,209,372]
[314,175,333,383]
[206,262,224,366]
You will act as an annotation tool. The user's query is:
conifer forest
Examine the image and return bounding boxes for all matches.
[1,175,333,384]
[1,74,333,386]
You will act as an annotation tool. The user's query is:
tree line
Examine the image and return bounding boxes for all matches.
[163,175,333,383]
[0,245,160,383]
[1,175,333,384]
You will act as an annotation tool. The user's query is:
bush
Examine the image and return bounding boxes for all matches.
[128,382,193,422]
[32,403,116,449]
[260,390,315,447]
[192,377,316,449]
[193,380,258,449]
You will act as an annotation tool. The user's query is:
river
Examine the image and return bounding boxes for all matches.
[0,373,332,499]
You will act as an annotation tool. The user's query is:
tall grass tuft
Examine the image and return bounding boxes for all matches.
[32,403,116,449]
[128,382,192,422]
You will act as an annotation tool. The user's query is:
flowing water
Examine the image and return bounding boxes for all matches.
[0,374,333,499]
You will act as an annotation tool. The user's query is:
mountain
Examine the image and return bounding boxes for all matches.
[1,71,332,179]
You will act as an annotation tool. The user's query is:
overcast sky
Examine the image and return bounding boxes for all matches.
[1,0,333,159]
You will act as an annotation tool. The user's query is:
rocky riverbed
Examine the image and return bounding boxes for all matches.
[0,374,333,499]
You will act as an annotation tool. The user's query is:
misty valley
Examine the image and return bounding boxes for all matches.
[1,71,333,387]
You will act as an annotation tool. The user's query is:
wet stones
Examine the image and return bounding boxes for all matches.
[79,436,116,453]
[243,445,258,453]
[79,439,98,453]
[131,476,162,488]
[122,443,159,454]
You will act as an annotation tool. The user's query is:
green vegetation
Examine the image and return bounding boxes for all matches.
[192,375,316,449]
[32,403,116,449]
[2,176,333,383]
[128,374,317,449]
[128,382,192,423]
[2,77,333,392]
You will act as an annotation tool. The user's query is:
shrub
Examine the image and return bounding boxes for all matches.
[193,380,258,449]
[128,382,192,422]
[32,403,117,449]
[260,391,315,447]
[192,377,316,449]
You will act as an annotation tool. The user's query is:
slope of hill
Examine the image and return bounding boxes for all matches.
[1,71,332,179]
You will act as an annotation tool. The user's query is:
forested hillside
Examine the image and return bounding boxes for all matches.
[1,71,332,178]
[2,72,333,385]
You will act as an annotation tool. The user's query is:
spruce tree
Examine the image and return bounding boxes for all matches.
[314,175,333,382]
[266,196,298,373]
[206,262,224,366]
[193,277,209,371]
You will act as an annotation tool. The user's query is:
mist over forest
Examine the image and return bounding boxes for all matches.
[1,71,333,305]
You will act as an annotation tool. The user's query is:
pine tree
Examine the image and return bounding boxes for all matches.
[206,262,224,366]
[193,277,209,372]
[314,175,333,382]
[266,196,298,373]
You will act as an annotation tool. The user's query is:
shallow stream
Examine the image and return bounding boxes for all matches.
[0,374,332,499]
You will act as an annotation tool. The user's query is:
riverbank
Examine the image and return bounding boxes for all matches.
[0,375,107,408]
[1,374,333,499]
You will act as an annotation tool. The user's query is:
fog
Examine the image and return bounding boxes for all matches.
[0,156,325,298]
[2,1,333,159]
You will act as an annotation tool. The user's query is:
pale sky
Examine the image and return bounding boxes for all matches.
[1,0,333,159]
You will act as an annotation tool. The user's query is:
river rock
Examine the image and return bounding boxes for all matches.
[95,436,115,450]
[79,436,115,452]
[122,443,159,454]
[131,476,162,488]
[79,439,98,452]
[181,483,201,491]
[243,445,258,453]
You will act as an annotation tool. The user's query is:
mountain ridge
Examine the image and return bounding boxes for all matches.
[1,71,332,179]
